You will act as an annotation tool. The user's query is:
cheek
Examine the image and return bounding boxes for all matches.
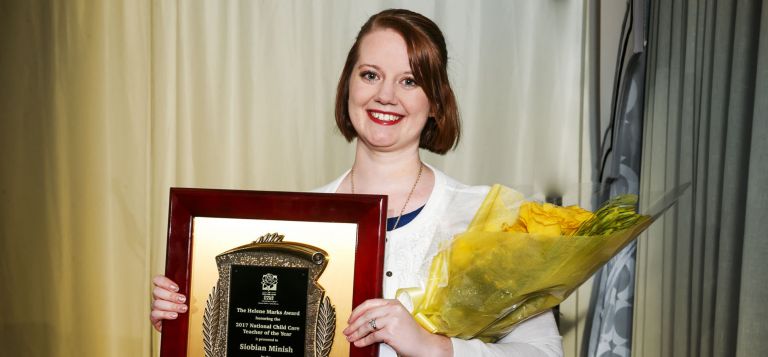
[404,91,431,117]
[348,80,372,108]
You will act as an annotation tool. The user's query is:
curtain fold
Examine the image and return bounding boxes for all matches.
[634,0,767,356]
[735,2,768,356]
[0,2,57,356]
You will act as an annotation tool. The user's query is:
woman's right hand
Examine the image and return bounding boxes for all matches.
[151,275,188,332]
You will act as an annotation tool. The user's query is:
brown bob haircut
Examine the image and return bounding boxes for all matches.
[335,9,460,155]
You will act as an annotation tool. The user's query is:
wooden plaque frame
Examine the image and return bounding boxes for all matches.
[160,188,387,357]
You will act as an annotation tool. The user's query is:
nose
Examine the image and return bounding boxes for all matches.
[374,80,397,105]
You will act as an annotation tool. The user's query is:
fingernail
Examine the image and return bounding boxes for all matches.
[170,312,178,318]
[180,305,187,312]
[177,295,186,303]
[171,285,179,292]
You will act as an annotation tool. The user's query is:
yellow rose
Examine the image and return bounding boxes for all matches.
[503,201,593,237]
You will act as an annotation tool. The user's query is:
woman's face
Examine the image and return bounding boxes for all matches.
[347,28,431,153]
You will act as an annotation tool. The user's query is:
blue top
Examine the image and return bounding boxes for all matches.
[386,205,425,231]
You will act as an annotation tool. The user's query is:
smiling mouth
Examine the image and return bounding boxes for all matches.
[367,110,404,125]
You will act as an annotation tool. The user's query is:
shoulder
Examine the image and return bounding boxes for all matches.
[425,165,490,232]
[431,166,490,213]
[442,174,489,198]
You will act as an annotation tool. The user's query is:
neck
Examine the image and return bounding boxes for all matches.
[351,142,423,194]
[345,141,435,219]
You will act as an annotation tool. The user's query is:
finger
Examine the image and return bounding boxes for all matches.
[344,299,403,336]
[153,286,186,304]
[150,309,178,323]
[348,299,388,323]
[345,310,389,342]
[345,321,373,343]
[152,298,188,314]
[152,275,179,292]
[152,319,163,332]
[343,308,380,337]
[353,328,391,348]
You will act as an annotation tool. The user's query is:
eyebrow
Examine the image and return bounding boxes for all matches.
[357,63,413,75]
[357,63,381,71]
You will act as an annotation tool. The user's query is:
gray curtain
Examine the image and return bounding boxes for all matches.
[635,0,768,356]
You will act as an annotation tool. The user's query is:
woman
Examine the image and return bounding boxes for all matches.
[152,9,563,357]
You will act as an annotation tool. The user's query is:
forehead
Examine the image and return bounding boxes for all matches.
[356,28,411,71]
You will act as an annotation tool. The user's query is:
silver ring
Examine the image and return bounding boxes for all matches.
[369,318,378,331]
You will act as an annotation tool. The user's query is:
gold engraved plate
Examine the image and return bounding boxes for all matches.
[203,233,336,357]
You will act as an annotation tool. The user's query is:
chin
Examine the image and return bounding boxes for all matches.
[355,136,398,150]
[357,131,395,146]
[364,141,399,151]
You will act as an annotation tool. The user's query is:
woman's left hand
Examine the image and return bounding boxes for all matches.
[342,299,452,357]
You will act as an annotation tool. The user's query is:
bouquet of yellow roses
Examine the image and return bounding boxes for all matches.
[402,184,684,342]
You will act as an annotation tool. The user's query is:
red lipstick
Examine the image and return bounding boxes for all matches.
[366,110,404,126]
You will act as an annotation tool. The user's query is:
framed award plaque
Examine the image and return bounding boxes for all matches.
[160,188,387,357]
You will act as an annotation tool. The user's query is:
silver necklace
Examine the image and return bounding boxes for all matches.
[350,163,424,230]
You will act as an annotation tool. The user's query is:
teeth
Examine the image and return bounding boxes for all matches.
[371,112,401,121]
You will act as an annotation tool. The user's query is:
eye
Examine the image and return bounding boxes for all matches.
[401,77,418,88]
[360,70,379,82]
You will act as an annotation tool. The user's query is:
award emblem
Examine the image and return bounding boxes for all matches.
[202,233,336,357]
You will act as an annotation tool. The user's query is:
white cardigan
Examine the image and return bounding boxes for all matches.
[315,164,563,357]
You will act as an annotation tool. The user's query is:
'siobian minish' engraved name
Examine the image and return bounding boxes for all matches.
[238,344,294,353]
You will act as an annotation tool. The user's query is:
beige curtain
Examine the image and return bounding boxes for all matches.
[0,1,588,356]
[0,0,152,356]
